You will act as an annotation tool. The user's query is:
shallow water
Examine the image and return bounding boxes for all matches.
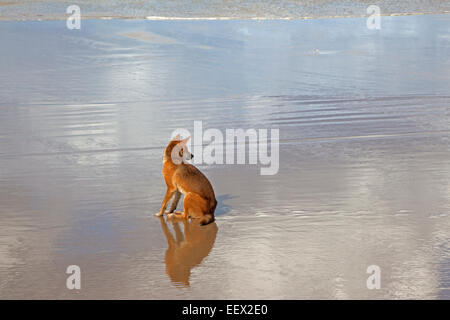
[0,15,450,299]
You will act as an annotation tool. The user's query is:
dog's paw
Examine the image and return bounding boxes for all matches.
[155,212,164,217]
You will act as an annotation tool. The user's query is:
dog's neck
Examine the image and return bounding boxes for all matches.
[163,155,183,167]
[163,155,173,165]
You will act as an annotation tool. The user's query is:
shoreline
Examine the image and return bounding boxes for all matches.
[0,10,449,22]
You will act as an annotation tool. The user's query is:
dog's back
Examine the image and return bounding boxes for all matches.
[174,164,216,209]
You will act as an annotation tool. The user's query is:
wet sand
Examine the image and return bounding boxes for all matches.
[0,15,450,299]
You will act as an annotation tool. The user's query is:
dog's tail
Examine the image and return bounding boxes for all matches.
[200,198,217,226]
[200,214,215,226]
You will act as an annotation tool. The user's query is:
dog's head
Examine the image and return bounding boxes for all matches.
[163,134,193,164]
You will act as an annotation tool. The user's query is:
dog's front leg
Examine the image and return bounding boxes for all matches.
[168,191,182,213]
[156,188,176,216]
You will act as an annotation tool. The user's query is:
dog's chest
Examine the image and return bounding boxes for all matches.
[177,186,187,195]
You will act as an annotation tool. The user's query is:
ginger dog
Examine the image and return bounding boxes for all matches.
[156,135,217,225]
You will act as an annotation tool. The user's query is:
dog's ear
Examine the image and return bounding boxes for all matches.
[172,134,181,141]
[179,136,190,146]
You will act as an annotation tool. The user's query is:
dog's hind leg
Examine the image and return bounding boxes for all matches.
[183,193,208,220]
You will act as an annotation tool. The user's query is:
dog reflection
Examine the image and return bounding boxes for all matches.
[158,216,218,286]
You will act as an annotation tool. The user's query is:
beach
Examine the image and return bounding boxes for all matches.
[0,13,450,299]
[0,0,449,20]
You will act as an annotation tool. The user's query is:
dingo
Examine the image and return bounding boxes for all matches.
[156,135,217,225]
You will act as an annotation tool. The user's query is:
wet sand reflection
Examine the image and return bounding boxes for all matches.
[158,217,218,287]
